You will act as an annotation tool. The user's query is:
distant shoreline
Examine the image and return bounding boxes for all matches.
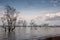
[0,25,60,27]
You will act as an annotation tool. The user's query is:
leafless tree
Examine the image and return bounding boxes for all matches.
[1,5,19,32]
[23,20,27,27]
[1,17,6,31]
[30,19,37,30]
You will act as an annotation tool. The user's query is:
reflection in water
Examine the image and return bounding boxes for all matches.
[7,31,16,40]
[0,27,60,40]
[1,31,16,40]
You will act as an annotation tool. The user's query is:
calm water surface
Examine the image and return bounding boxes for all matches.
[0,27,60,40]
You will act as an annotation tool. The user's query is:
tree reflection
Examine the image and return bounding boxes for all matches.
[7,31,16,40]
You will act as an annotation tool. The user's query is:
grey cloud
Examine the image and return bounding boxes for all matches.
[46,16,60,21]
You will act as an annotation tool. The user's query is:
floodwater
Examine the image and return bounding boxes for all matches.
[0,27,60,40]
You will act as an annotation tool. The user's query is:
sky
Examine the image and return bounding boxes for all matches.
[0,0,60,25]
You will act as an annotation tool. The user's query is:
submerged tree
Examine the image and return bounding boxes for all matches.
[30,19,37,27]
[1,17,6,31]
[1,5,19,32]
[23,20,27,27]
[30,19,37,30]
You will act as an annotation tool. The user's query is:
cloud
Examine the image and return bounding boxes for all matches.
[17,11,57,21]
[17,14,38,21]
[46,16,60,21]
[45,12,60,21]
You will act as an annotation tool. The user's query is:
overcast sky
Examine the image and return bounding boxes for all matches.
[0,0,60,25]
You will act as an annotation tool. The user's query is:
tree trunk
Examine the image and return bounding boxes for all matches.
[11,26,15,31]
[8,26,11,32]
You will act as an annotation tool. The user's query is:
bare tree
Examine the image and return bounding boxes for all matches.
[30,19,37,27]
[1,17,6,31]
[1,5,19,32]
[23,20,27,27]
[30,19,37,30]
